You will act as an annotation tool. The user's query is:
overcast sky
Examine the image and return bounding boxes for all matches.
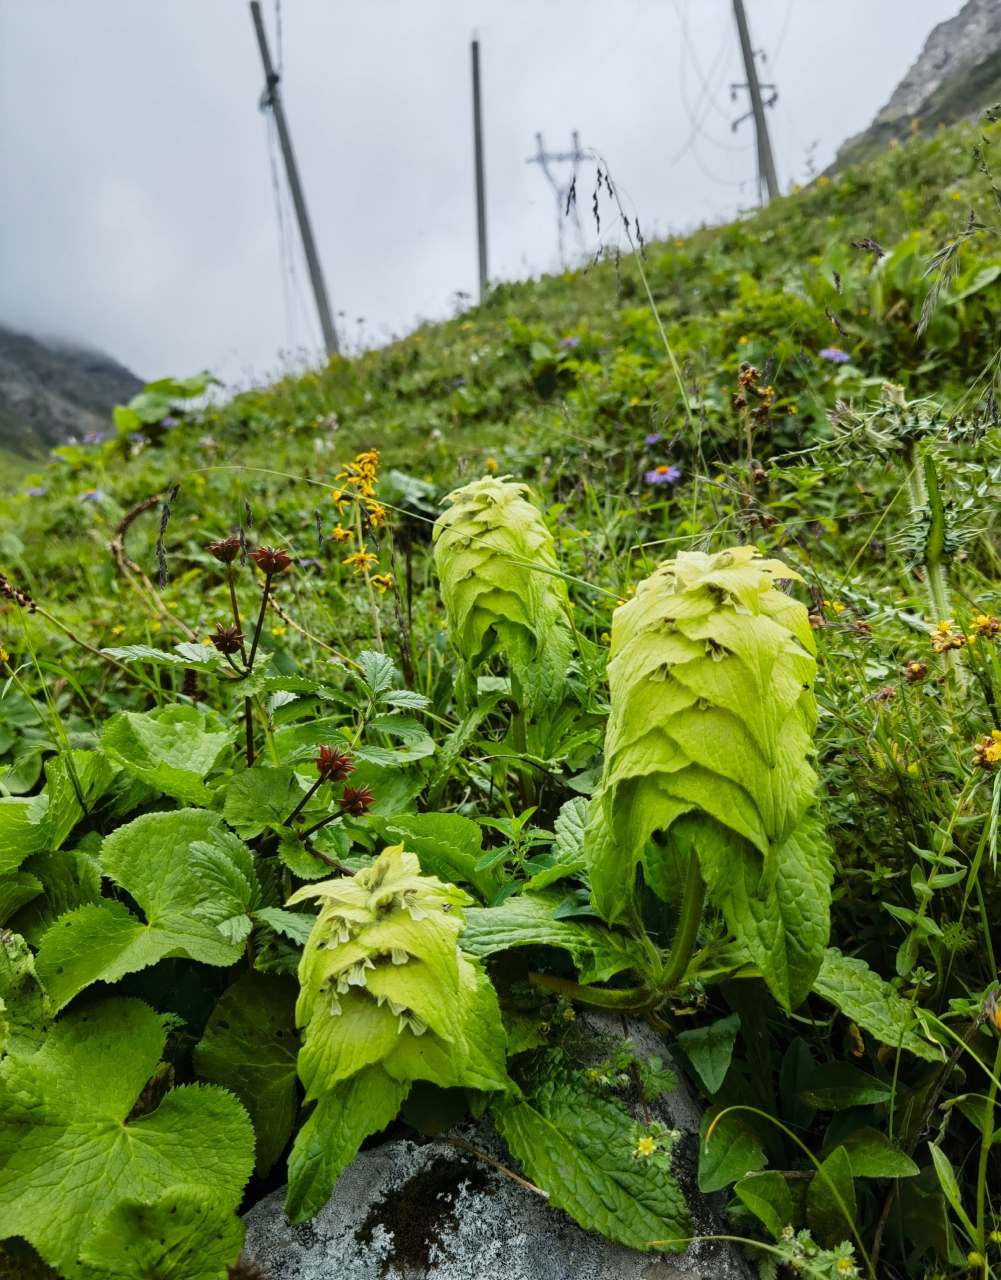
[0,0,961,387]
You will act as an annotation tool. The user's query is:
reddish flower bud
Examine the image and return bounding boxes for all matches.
[249,546,293,574]
[209,622,246,655]
[205,537,241,564]
[315,744,355,783]
[337,785,374,817]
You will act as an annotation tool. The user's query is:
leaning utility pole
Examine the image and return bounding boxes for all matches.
[250,1,338,355]
[471,39,489,300]
[731,0,779,203]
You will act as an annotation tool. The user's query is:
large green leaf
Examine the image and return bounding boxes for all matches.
[836,1128,919,1178]
[5,847,102,946]
[194,972,299,1176]
[0,751,116,876]
[285,1066,410,1225]
[0,932,52,1055]
[806,1145,856,1249]
[812,948,942,1062]
[459,892,650,985]
[79,1188,245,1280]
[223,765,318,838]
[734,1171,794,1240]
[35,811,245,1010]
[0,872,42,926]
[799,1063,892,1110]
[374,812,500,899]
[493,1052,691,1253]
[675,1013,740,1094]
[102,706,233,805]
[0,998,254,1274]
[697,1104,766,1192]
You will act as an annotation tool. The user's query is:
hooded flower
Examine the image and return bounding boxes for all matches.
[288,846,508,1099]
[584,545,830,1010]
[432,475,573,716]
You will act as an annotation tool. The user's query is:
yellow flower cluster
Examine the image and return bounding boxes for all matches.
[930,619,966,654]
[329,523,353,544]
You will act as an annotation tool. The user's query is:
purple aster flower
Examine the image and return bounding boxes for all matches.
[558,336,581,349]
[452,376,465,387]
[645,465,682,485]
[127,432,145,443]
[819,347,851,364]
[161,416,179,426]
[83,431,105,444]
[297,558,322,569]
[645,432,663,445]
[25,487,46,497]
[78,489,105,503]
[48,453,67,463]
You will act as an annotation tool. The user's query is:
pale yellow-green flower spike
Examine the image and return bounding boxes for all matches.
[432,475,573,716]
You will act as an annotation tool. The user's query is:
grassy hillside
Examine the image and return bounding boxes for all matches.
[8,117,1001,1276]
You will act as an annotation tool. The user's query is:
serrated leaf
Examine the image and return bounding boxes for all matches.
[0,998,254,1274]
[102,706,233,804]
[102,644,219,671]
[381,688,432,710]
[0,872,42,926]
[285,1066,409,1224]
[223,765,315,838]
[493,1053,691,1252]
[554,795,589,860]
[374,812,500,900]
[0,931,53,1055]
[676,1013,740,1094]
[35,811,246,1010]
[79,1186,244,1279]
[368,714,431,745]
[255,907,316,946]
[277,827,346,881]
[6,847,102,947]
[836,1127,919,1178]
[698,1104,766,1192]
[189,828,262,938]
[357,650,398,694]
[459,892,650,984]
[194,971,299,1176]
[0,751,116,875]
[735,1171,793,1240]
[812,948,942,1061]
[806,1145,856,1249]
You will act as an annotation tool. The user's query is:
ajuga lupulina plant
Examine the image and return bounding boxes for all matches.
[284,845,508,1220]
[585,546,832,1011]
[432,475,573,717]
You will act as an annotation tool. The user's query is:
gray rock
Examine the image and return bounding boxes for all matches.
[242,1015,754,1280]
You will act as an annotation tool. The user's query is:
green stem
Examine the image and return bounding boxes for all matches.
[976,1034,1001,1258]
[528,971,655,1011]
[660,853,706,993]
[246,571,274,669]
[244,697,255,767]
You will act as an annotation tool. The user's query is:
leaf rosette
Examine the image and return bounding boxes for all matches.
[586,545,832,1009]
[432,475,573,715]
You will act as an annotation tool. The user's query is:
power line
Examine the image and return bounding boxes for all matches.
[527,132,587,268]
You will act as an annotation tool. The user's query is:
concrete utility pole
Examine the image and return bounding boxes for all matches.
[731,0,779,203]
[471,39,489,300]
[250,1,339,355]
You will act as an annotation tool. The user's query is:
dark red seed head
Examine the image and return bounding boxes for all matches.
[208,622,246,655]
[315,744,355,783]
[249,546,292,574]
[205,536,241,564]
[338,785,374,817]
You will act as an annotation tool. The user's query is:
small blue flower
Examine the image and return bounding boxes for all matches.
[645,465,682,485]
[559,336,581,349]
[819,347,851,364]
[128,433,145,443]
[78,489,105,503]
[83,432,105,444]
[452,377,465,388]
[161,416,179,426]
[645,432,663,445]
[25,487,46,497]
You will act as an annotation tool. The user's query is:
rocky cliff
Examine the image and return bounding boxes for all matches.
[0,326,142,458]
[832,0,1001,170]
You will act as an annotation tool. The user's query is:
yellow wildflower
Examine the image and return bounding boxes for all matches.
[975,614,1000,638]
[822,599,846,614]
[112,625,125,635]
[561,1006,576,1022]
[930,619,966,653]
[329,523,353,544]
[270,626,286,636]
[633,1135,657,1159]
[0,647,8,664]
[371,574,394,595]
[343,550,379,575]
[485,457,499,474]
[365,501,387,527]
[973,730,1001,770]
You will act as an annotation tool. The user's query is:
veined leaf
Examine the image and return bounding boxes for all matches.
[698,1104,766,1192]
[0,998,254,1275]
[459,892,650,984]
[35,810,246,1010]
[799,1063,892,1110]
[0,931,52,1056]
[836,1127,919,1178]
[676,1013,740,1094]
[806,1145,856,1249]
[194,972,299,1176]
[735,1171,793,1240]
[0,872,43,926]
[812,948,943,1061]
[102,705,233,804]
[373,812,500,900]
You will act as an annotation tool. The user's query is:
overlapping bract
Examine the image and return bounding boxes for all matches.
[432,475,573,714]
[585,546,831,1009]
[288,844,509,1099]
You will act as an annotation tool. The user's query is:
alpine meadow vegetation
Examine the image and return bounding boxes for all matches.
[12,116,1001,1279]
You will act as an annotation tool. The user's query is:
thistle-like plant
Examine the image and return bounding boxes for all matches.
[585,545,832,1011]
[432,475,573,718]
[283,845,509,1220]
